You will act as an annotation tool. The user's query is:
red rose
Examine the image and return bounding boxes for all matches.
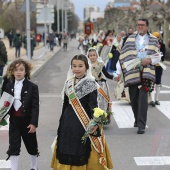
[4,101,10,107]
[145,87,149,92]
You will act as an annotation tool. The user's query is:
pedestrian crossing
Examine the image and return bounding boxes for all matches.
[111,101,135,128]
[134,156,170,166]
[1,100,170,131]
[0,160,11,169]
[156,101,170,119]
[111,100,170,168]
[112,100,170,128]
[1,100,170,169]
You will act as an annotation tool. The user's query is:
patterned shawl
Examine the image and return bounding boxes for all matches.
[119,31,159,87]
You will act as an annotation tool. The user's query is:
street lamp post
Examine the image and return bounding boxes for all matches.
[57,0,60,33]
[65,7,68,33]
[62,0,64,31]
[49,0,52,32]
[26,0,31,60]
[42,0,47,48]
[64,0,69,33]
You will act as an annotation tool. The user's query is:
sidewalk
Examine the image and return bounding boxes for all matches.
[1,38,62,78]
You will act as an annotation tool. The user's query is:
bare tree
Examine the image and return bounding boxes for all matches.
[0,0,36,33]
[0,0,12,15]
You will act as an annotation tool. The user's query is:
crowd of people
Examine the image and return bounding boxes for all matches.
[5,30,71,60]
[51,18,165,170]
[76,18,165,135]
[0,17,166,170]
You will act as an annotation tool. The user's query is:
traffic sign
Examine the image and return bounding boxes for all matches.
[20,0,36,12]
[36,5,54,24]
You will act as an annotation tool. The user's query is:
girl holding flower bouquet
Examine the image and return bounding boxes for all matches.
[51,54,113,170]
[4,59,39,170]
[87,48,114,124]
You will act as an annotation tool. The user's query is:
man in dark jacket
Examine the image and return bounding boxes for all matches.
[121,27,133,48]
[8,30,14,48]
[48,31,55,51]
[0,39,8,76]
[13,30,22,58]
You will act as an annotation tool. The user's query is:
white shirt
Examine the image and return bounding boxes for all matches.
[138,34,145,46]
[13,78,25,111]
[14,78,25,100]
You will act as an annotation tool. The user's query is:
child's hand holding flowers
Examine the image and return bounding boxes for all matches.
[81,108,111,144]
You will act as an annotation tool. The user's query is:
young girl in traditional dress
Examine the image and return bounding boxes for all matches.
[4,59,39,170]
[87,48,114,124]
[51,54,113,170]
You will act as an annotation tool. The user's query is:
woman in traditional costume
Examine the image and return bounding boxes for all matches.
[51,54,113,170]
[106,33,122,74]
[100,30,114,62]
[95,30,105,55]
[87,48,114,124]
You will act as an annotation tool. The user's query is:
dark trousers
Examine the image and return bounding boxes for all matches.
[15,46,21,58]
[78,43,82,49]
[58,40,62,46]
[155,66,163,84]
[0,66,4,76]
[129,85,148,129]
[7,116,38,156]
[49,41,54,51]
[63,43,67,51]
[9,39,13,48]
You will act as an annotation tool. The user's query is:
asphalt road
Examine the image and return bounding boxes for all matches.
[0,39,170,170]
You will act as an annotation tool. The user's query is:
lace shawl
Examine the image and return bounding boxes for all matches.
[65,77,98,100]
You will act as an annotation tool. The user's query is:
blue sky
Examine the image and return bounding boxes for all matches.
[70,0,111,21]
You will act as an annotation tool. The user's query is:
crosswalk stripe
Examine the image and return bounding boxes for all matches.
[112,101,150,128]
[0,160,11,168]
[160,90,170,93]
[1,101,169,131]
[156,101,170,119]
[112,101,135,128]
[134,156,170,165]
[162,85,170,89]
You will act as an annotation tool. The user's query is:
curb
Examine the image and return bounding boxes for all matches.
[31,47,62,79]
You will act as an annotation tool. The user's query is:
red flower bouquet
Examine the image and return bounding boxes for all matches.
[0,101,11,126]
[141,78,154,92]
[0,92,14,126]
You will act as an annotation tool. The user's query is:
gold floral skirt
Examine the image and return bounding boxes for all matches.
[51,142,113,170]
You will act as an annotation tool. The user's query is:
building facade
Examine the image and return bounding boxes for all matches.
[84,5,99,21]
